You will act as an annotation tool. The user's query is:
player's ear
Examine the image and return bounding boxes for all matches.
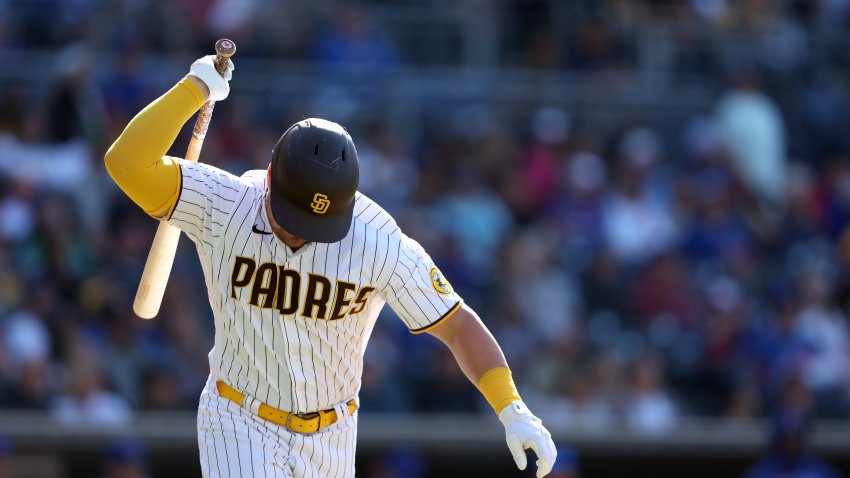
[267,163,272,186]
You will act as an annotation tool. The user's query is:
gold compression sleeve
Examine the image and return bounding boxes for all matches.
[104,78,206,217]
[477,367,522,414]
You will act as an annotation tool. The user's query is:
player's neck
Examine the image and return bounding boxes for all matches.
[279,233,306,251]
[273,225,308,251]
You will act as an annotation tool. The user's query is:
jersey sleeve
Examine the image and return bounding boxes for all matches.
[379,234,463,334]
[165,159,247,254]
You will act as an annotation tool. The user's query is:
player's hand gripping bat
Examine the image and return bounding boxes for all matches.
[133,39,236,319]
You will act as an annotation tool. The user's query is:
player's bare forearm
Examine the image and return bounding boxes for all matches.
[104,77,206,215]
[429,304,522,412]
[430,303,557,477]
[427,304,508,384]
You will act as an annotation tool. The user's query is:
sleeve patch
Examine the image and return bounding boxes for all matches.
[429,267,452,295]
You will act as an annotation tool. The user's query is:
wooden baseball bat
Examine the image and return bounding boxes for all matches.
[133,39,236,319]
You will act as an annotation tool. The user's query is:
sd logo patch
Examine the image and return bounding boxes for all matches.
[429,267,452,294]
[311,193,330,214]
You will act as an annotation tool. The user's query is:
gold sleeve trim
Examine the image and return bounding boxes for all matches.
[409,300,463,335]
[163,162,184,221]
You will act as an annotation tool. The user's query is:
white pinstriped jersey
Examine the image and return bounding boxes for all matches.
[166,158,462,414]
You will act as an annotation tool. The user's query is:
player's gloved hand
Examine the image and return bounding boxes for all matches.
[188,55,235,102]
[498,401,557,478]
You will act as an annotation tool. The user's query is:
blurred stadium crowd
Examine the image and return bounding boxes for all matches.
[0,0,849,444]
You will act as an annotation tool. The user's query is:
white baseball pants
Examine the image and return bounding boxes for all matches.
[197,376,358,478]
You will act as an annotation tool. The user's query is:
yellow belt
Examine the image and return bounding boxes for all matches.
[216,380,357,434]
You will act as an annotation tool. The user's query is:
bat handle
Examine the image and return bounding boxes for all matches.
[192,39,236,142]
[213,39,236,75]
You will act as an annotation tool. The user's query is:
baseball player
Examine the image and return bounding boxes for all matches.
[105,55,557,477]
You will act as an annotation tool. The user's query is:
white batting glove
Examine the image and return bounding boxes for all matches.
[189,55,234,102]
[498,401,557,478]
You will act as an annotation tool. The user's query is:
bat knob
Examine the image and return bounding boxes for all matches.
[215,39,237,58]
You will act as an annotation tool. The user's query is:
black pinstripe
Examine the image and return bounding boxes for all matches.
[231,398,243,477]
[316,432,325,478]
[255,422,268,478]
[334,232,344,374]
[296,433,307,477]
[330,425,340,478]
[250,236,266,399]
[292,254,306,412]
[267,241,278,405]
[219,397,233,477]
[316,243,329,406]
[306,250,320,411]
[202,390,223,478]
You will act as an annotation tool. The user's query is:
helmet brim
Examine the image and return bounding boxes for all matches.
[268,185,353,244]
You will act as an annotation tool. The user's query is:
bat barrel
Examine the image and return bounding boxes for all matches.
[133,223,182,319]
